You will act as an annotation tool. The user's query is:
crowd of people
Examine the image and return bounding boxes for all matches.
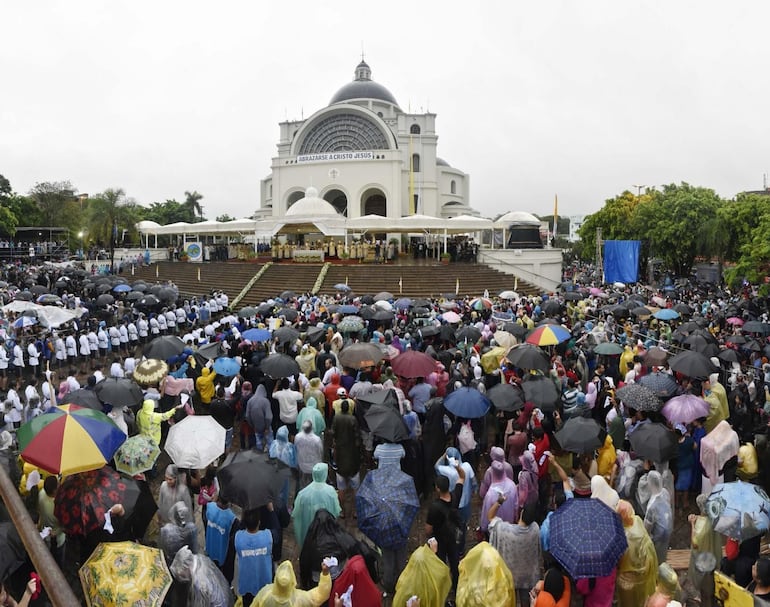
[1,259,770,606]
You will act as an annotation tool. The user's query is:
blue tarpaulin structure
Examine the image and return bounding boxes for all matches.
[604,240,640,284]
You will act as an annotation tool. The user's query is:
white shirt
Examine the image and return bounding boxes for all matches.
[67,376,81,392]
[65,335,77,357]
[12,344,24,367]
[274,388,303,424]
[157,315,167,331]
[55,338,66,361]
[27,343,40,366]
[88,331,99,352]
[110,362,125,378]
[5,389,22,423]
[79,334,90,356]
[97,329,109,350]
[93,370,105,383]
[0,347,8,370]
[127,323,138,341]
[118,325,129,344]
[137,318,149,337]
[109,327,120,346]
[124,357,136,375]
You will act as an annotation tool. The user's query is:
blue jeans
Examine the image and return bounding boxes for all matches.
[255,429,274,452]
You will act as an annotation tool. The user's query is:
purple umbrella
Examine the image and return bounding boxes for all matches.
[661,394,711,425]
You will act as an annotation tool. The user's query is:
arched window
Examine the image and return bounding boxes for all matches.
[410,124,421,135]
[411,153,420,173]
[450,180,456,194]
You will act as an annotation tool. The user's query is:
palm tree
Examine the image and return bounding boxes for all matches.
[86,188,140,271]
[183,190,204,223]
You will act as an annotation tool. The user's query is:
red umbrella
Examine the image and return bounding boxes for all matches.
[390,350,437,378]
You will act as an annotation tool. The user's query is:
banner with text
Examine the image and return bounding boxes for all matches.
[297,151,375,163]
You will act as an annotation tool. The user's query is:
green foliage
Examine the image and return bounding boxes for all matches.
[537,215,570,236]
[215,213,236,222]
[28,181,79,228]
[0,174,20,235]
[184,190,205,222]
[725,210,770,287]
[85,188,142,266]
[139,199,192,225]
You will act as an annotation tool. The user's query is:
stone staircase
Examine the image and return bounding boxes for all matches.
[131,260,542,307]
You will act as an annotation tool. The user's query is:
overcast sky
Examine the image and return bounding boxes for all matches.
[2,1,769,221]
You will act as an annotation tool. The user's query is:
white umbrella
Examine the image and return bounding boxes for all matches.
[164,415,225,469]
[374,300,393,311]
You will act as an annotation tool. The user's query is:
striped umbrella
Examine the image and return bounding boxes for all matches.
[525,324,571,346]
[17,405,126,475]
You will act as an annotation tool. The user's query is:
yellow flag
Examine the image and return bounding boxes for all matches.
[553,194,558,239]
[197,267,201,281]
[399,277,403,293]
[455,278,460,294]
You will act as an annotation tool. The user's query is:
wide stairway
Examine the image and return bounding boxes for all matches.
[131,260,542,305]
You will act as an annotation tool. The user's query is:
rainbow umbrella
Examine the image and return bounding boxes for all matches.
[16,404,126,475]
[469,297,493,311]
[525,324,571,346]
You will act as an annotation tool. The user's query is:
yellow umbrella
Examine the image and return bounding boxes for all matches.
[480,346,509,374]
[79,541,171,607]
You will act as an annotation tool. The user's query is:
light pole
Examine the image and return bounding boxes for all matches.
[632,184,646,198]
[77,231,85,260]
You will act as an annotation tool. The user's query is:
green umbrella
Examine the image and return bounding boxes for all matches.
[593,342,624,356]
[113,434,161,476]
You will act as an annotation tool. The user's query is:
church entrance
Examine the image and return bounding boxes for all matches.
[324,189,348,216]
[361,188,387,216]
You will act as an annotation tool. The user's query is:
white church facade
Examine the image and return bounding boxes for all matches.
[257,60,480,221]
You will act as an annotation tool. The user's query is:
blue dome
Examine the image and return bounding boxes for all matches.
[330,60,400,107]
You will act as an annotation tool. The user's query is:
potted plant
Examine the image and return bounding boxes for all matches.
[440,252,451,265]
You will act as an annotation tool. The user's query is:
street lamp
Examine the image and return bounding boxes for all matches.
[77,231,85,260]
[632,185,646,198]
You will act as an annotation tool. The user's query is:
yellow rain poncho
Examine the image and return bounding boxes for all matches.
[393,546,451,607]
[596,435,617,480]
[615,500,658,607]
[456,542,515,607]
[688,494,724,585]
[481,347,509,374]
[251,560,330,607]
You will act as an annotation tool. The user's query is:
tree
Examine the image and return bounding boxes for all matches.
[86,188,141,271]
[139,199,190,225]
[0,174,20,235]
[726,210,770,292]
[183,190,204,223]
[215,213,236,222]
[28,181,79,227]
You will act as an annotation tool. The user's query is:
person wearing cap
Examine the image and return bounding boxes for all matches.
[331,388,354,417]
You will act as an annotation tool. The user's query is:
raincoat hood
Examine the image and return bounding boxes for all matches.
[309,377,322,389]
[273,560,297,598]
[591,475,620,509]
[255,384,267,399]
[306,396,318,410]
[312,462,329,483]
[201,368,211,377]
[490,446,505,463]
[171,501,191,526]
[275,425,290,443]
[445,447,462,461]
[141,399,155,414]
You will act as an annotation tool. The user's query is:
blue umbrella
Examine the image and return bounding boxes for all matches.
[337,305,359,315]
[638,372,680,400]
[356,467,419,549]
[394,298,412,310]
[443,387,491,419]
[653,309,680,321]
[112,284,132,293]
[213,357,241,377]
[706,481,770,542]
[13,316,37,329]
[242,328,271,342]
[333,283,351,292]
[549,497,628,578]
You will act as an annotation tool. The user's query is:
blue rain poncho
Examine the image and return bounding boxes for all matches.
[291,463,341,548]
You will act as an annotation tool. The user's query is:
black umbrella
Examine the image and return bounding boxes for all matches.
[717,349,740,364]
[564,292,584,301]
[502,322,529,339]
[136,294,160,308]
[615,383,662,412]
[217,456,291,510]
[0,522,26,580]
[339,343,384,369]
[157,287,178,302]
[673,303,693,316]
[142,335,185,360]
[542,300,561,316]
[30,285,48,295]
[628,422,678,462]
[373,309,394,322]
[306,326,327,344]
[359,306,376,320]
[669,350,719,379]
[643,347,670,366]
[638,371,681,400]
[93,378,145,409]
[554,417,606,453]
[196,341,226,361]
[260,353,300,378]
[417,325,440,338]
[126,291,143,301]
[630,306,653,317]
[96,293,115,307]
[455,326,482,343]
[96,283,112,294]
[273,326,300,344]
[15,291,32,301]
[277,308,299,322]
[61,389,103,410]
[360,295,375,305]
[131,283,147,292]
[506,344,550,372]
[743,321,770,335]
[486,383,525,412]
[365,401,410,443]
[522,376,560,411]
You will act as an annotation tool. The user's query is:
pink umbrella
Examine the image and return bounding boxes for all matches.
[652,296,667,307]
[589,287,604,296]
[661,394,711,425]
[442,311,462,323]
[726,317,745,326]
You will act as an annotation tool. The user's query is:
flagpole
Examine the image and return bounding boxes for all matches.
[553,194,558,242]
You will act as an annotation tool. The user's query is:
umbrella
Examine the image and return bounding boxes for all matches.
[113,434,161,476]
[593,342,624,356]
[217,456,291,510]
[542,300,562,317]
[365,401,411,443]
[242,327,271,342]
[706,481,770,542]
[14,291,32,301]
[391,350,437,378]
[491,330,516,349]
[126,291,143,301]
[717,349,740,364]
[196,341,226,361]
[94,378,145,409]
[54,467,141,536]
[505,344,550,372]
[36,293,62,305]
[486,383,525,413]
[165,415,226,469]
[564,291,584,301]
[549,497,628,578]
[136,294,160,308]
[499,290,518,299]
[111,284,132,294]
[96,294,115,306]
[213,357,242,377]
[661,394,711,425]
[276,307,299,322]
[443,387,491,419]
[455,326,482,343]
[393,297,412,310]
[638,372,680,400]
[339,343,384,369]
[30,285,48,295]
[273,326,301,345]
[522,376,560,411]
[142,335,185,360]
[628,422,678,462]
[280,290,296,300]
[417,325,440,338]
[469,297,492,311]
[630,306,653,317]
[373,309,395,322]
[554,417,606,453]
[615,384,662,412]
[502,322,529,339]
[237,306,258,318]
[80,541,171,607]
[643,347,670,366]
[683,334,719,356]
[60,388,103,410]
[0,522,26,581]
[653,309,680,321]
[17,405,126,475]
[334,283,352,292]
[673,303,693,316]
[374,291,394,302]
[743,321,770,335]
[374,300,393,312]
[13,316,37,328]
[669,350,719,379]
[337,304,359,315]
[726,317,745,326]
[132,359,169,386]
[259,353,300,378]
[356,467,419,549]
[440,311,461,324]
[306,326,327,344]
[525,324,571,346]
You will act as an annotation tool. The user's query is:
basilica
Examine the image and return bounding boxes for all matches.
[257,59,481,221]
